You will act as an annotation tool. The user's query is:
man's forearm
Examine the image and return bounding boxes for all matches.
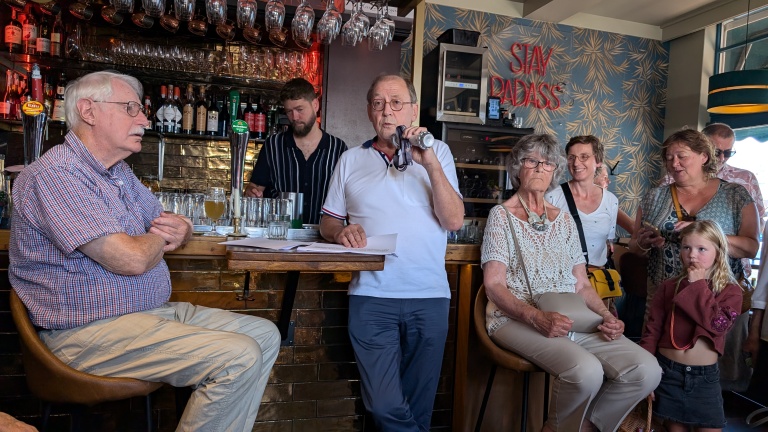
[424,164,464,231]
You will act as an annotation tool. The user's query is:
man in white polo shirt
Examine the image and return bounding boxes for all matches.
[320,75,464,431]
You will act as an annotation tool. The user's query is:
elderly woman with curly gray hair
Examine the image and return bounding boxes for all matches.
[481,133,661,432]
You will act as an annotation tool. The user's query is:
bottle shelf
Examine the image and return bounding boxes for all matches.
[0,52,286,93]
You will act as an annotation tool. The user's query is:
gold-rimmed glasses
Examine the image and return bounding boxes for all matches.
[566,153,595,163]
[92,100,146,117]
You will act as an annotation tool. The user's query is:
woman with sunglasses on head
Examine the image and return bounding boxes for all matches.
[629,128,759,328]
[481,134,660,432]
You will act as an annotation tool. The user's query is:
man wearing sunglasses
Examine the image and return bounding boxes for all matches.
[703,123,765,224]
[9,71,280,431]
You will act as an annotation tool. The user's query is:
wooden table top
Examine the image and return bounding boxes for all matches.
[226,246,385,272]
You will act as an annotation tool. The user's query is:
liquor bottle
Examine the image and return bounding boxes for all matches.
[51,72,66,124]
[43,75,53,115]
[155,85,167,132]
[253,96,266,140]
[36,15,51,56]
[181,84,194,134]
[21,4,38,55]
[30,64,43,102]
[50,12,63,57]
[162,84,175,133]
[242,95,256,138]
[218,95,230,137]
[142,95,153,130]
[0,70,13,119]
[4,9,22,53]
[194,85,207,135]
[267,99,278,135]
[206,93,219,136]
[11,75,22,120]
[172,85,182,134]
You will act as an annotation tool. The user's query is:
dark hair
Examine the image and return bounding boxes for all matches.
[366,75,418,104]
[506,134,566,191]
[701,123,734,140]
[280,78,317,103]
[565,135,605,164]
[661,128,718,179]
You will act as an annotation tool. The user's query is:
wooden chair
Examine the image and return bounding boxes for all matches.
[473,285,549,432]
[10,289,163,431]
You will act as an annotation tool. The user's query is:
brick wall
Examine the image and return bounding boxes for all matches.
[0,252,460,431]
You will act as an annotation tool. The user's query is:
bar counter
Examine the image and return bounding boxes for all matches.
[1,230,536,431]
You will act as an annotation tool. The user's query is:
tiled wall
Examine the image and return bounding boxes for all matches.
[0,254,461,431]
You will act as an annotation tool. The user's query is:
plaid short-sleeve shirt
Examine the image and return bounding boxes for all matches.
[9,131,170,330]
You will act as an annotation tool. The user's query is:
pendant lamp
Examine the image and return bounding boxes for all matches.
[707,0,768,114]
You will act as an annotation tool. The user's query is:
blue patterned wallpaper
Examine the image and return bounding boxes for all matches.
[404,4,670,219]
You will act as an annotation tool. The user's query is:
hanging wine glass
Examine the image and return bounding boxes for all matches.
[291,0,314,50]
[101,4,124,25]
[142,0,164,18]
[69,0,94,20]
[236,0,257,28]
[205,0,226,25]
[131,7,154,28]
[111,0,133,14]
[160,4,180,32]
[174,0,194,21]
[264,0,284,33]
[188,14,207,35]
[316,0,341,44]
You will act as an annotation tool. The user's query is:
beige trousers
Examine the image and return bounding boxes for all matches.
[39,302,281,432]
[491,318,661,432]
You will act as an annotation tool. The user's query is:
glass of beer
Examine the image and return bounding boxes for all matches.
[204,187,227,235]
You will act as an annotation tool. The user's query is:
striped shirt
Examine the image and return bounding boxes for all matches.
[9,131,170,330]
[249,130,347,224]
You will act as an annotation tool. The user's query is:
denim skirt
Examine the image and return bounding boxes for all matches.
[653,354,726,428]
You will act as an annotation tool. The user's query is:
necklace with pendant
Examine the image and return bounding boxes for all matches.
[518,194,550,231]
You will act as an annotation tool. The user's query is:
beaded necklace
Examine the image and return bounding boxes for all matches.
[518,194,550,231]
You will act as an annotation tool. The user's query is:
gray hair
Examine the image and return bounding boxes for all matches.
[64,71,143,130]
[366,74,418,105]
[506,134,566,191]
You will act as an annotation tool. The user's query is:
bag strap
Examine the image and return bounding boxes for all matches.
[670,185,685,221]
[746,407,768,428]
[596,269,618,292]
[503,206,535,300]
[561,182,590,264]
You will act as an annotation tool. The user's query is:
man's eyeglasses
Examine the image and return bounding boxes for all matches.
[370,99,414,112]
[567,153,594,163]
[92,100,146,117]
[521,157,558,172]
[715,149,736,158]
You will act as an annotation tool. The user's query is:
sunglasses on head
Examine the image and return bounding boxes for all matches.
[715,149,736,158]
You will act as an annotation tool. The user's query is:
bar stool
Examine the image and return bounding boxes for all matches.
[473,285,549,432]
[10,289,163,431]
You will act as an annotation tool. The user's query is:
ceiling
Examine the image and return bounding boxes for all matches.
[387,0,768,41]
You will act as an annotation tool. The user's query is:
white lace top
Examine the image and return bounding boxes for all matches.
[481,204,585,335]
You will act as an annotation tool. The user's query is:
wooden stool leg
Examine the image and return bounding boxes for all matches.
[521,372,530,432]
[543,373,550,425]
[475,364,498,432]
[145,393,153,432]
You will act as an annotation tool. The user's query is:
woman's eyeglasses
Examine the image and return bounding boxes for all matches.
[521,157,558,172]
[567,153,594,163]
[715,149,736,158]
[92,100,146,117]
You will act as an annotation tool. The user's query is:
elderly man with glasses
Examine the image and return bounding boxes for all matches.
[320,75,464,431]
[9,71,280,432]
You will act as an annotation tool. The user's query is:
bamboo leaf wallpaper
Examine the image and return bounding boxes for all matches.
[402,3,669,225]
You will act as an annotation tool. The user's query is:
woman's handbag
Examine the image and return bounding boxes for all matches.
[560,183,623,299]
[588,268,623,299]
[504,207,602,333]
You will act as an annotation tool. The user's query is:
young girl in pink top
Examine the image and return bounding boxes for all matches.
[640,220,742,432]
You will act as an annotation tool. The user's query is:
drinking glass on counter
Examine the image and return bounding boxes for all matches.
[204,187,227,235]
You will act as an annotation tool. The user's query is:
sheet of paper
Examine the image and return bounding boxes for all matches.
[220,237,313,250]
[297,233,397,255]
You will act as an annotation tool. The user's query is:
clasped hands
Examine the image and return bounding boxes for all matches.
[533,310,624,341]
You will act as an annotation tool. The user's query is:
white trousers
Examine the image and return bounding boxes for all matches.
[491,318,661,432]
[39,302,281,432]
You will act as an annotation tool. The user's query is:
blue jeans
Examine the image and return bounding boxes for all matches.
[348,295,450,432]
[39,302,281,432]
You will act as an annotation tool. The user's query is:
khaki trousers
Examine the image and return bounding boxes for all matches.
[491,319,661,432]
[39,302,281,432]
